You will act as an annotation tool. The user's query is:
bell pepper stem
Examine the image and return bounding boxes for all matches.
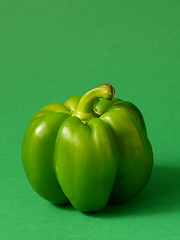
[72,84,115,123]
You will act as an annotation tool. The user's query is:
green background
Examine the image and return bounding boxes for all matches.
[1,0,180,239]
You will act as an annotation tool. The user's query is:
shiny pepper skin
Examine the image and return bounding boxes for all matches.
[22,84,153,212]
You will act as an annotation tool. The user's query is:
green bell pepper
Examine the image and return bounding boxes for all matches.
[22,84,153,212]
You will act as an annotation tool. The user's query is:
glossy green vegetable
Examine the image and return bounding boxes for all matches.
[22,84,153,212]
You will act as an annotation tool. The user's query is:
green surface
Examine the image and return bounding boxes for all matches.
[0,0,180,239]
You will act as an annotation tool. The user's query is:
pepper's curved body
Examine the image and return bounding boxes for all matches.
[22,84,153,212]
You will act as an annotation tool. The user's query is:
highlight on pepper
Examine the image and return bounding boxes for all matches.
[22,84,153,212]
